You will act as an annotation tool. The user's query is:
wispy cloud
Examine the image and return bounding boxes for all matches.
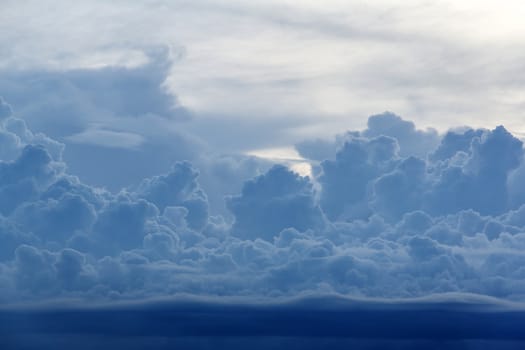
[65,127,145,149]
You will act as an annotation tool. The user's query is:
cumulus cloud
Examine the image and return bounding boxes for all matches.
[0,50,202,192]
[297,112,438,162]
[0,50,274,222]
[318,134,399,221]
[363,112,440,158]
[227,165,325,241]
[3,98,525,306]
[134,161,209,231]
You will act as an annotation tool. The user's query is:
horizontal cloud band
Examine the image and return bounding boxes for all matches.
[1,295,525,349]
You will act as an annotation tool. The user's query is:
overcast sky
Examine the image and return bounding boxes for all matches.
[2,0,525,151]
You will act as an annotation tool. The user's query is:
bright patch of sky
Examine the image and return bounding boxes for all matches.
[2,0,525,148]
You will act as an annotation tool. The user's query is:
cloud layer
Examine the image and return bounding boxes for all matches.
[2,295,525,349]
[2,98,525,304]
[4,1,525,142]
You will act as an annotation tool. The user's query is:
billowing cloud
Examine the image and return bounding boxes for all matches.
[0,50,202,193]
[363,112,440,158]
[227,164,325,241]
[318,134,399,221]
[3,96,525,307]
[134,161,209,231]
[4,2,525,346]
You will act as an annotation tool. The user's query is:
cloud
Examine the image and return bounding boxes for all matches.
[134,161,209,231]
[0,145,62,216]
[0,50,201,192]
[0,49,187,135]
[6,1,525,155]
[4,3,525,344]
[297,112,439,162]
[0,97,12,120]
[4,96,525,306]
[425,126,523,216]
[196,154,272,218]
[363,112,440,158]
[12,193,96,244]
[1,50,277,221]
[227,165,325,241]
[92,199,159,255]
[295,137,338,162]
[1,295,525,350]
[371,156,427,222]
[65,127,145,149]
[318,134,399,221]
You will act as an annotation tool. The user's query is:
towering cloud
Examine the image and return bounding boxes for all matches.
[319,135,399,221]
[2,98,525,303]
[363,112,440,158]
[426,126,523,216]
[134,161,209,231]
[0,51,201,193]
[227,165,324,241]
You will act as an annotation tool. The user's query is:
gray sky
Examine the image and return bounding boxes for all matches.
[2,0,525,152]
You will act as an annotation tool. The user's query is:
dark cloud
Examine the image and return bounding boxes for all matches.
[1,295,525,349]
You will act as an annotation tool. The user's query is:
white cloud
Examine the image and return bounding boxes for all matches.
[65,127,145,149]
[2,0,525,143]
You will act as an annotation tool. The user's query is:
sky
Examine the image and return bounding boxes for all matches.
[2,1,525,348]
[3,1,525,145]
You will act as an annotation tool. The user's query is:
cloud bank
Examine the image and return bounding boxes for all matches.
[0,51,272,222]
[2,97,525,305]
[2,294,525,349]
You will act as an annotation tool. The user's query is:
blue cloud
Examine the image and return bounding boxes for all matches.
[227,165,325,241]
[0,49,187,136]
[363,112,440,158]
[3,94,525,307]
[134,161,209,231]
[426,126,522,216]
[1,295,524,350]
[0,97,12,120]
[0,145,60,216]
[319,135,399,221]
[371,156,426,222]
[0,51,200,193]
[296,112,439,162]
